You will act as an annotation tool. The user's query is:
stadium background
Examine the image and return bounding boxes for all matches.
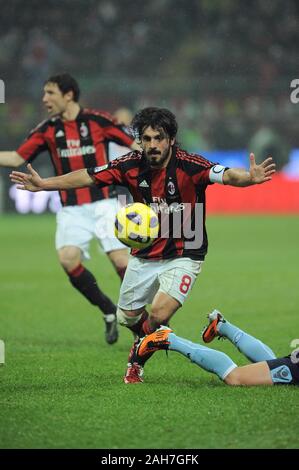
[1,0,299,451]
[0,0,299,214]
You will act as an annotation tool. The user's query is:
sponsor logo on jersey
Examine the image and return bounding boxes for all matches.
[152,197,185,214]
[139,180,149,188]
[58,145,96,158]
[56,130,65,137]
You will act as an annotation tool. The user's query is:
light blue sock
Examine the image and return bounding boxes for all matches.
[218,321,276,362]
[168,333,237,380]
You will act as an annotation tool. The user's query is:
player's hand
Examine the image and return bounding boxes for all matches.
[249,153,276,184]
[9,164,44,192]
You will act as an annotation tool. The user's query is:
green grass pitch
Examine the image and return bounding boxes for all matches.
[0,214,298,449]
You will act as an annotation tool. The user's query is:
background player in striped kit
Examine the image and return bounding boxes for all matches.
[0,73,139,344]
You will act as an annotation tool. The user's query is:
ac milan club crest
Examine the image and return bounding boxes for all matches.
[167,180,176,196]
[80,122,89,138]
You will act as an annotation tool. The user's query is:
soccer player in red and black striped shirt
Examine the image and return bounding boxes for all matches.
[0,73,139,345]
[10,107,276,383]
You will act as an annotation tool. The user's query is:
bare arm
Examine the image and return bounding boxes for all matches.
[130,141,141,151]
[223,153,276,187]
[0,151,25,167]
[10,164,94,192]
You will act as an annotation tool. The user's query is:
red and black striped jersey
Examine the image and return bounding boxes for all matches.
[16,108,134,206]
[88,147,218,261]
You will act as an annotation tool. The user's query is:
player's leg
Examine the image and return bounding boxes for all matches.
[119,293,181,384]
[95,197,128,280]
[225,362,273,386]
[58,245,115,316]
[138,328,237,382]
[138,329,273,385]
[169,332,238,380]
[107,249,128,280]
[146,291,180,333]
[135,257,202,365]
[117,257,163,383]
[225,356,299,386]
[117,256,161,334]
[120,257,198,334]
[56,206,118,344]
[122,258,203,383]
[117,305,149,384]
[147,257,203,332]
[58,245,118,344]
[202,310,276,362]
[105,247,150,338]
[92,198,132,341]
[138,330,299,386]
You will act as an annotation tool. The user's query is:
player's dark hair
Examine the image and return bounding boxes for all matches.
[131,107,178,143]
[45,73,80,102]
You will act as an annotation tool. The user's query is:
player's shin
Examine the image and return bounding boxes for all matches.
[68,264,116,315]
[168,333,237,381]
[218,321,276,362]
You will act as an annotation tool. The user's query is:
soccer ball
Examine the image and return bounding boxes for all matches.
[114,202,159,249]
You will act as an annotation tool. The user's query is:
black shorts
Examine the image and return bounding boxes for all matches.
[266,355,299,385]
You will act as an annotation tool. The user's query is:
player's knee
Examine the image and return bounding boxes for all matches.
[116,308,142,328]
[108,250,128,270]
[58,247,81,272]
[224,369,242,386]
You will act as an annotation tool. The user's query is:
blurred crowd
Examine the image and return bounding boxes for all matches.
[0,0,298,168]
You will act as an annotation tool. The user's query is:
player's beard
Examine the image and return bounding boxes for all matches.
[146,145,172,168]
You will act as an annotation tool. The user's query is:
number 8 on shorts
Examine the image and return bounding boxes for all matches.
[179,275,192,294]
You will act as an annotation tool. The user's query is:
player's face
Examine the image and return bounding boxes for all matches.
[141,126,175,168]
[42,82,71,116]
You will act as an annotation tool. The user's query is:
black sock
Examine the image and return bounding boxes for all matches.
[127,311,149,337]
[68,264,116,316]
[126,312,157,367]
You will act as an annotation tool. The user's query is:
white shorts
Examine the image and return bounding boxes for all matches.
[55,199,126,259]
[118,256,203,310]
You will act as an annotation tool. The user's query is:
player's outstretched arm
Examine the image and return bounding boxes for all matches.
[10,164,93,192]
[130,141,142,151]
[0,151,25,167]
[223,153,276,187]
